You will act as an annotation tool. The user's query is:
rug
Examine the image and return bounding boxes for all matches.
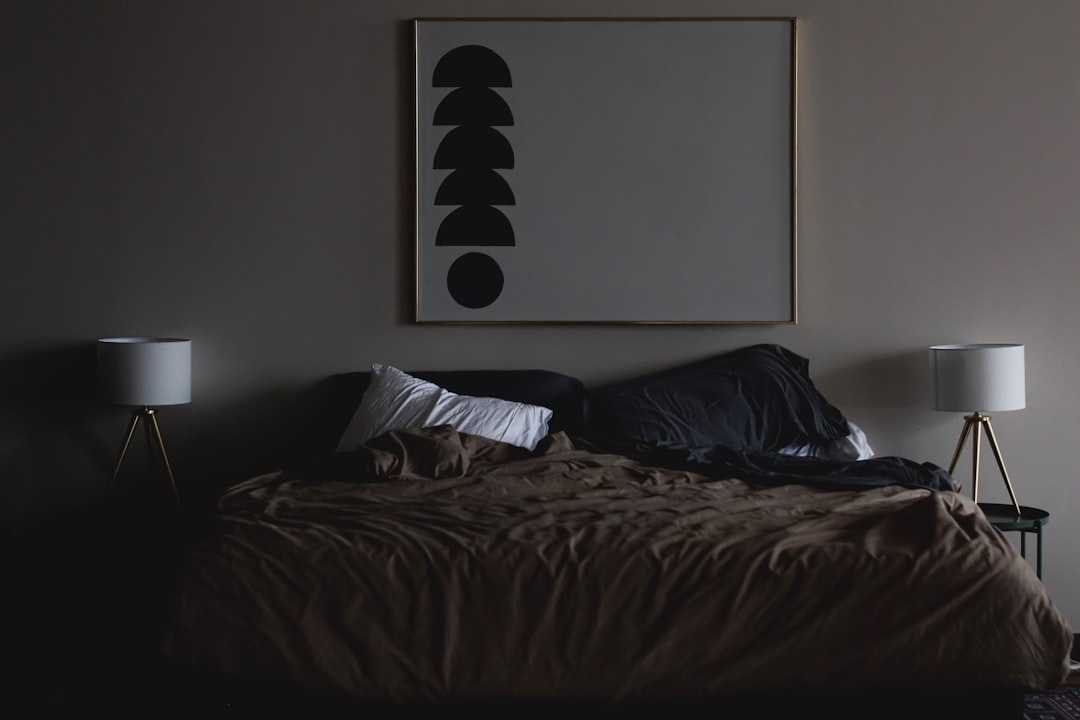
[1025,688,1080,720]
[1025,669,1080,720]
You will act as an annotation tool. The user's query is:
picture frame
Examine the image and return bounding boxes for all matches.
[414,17,797,324]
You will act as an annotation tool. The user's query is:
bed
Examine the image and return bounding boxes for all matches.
[157,344,1073,717]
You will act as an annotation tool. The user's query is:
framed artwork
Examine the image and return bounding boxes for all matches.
[414,17,797,324]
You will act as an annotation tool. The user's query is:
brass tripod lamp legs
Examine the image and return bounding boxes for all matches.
[946,412,1020,516]
[111,406,182,509]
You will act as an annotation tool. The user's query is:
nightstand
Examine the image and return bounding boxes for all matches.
[979,503,1050,579]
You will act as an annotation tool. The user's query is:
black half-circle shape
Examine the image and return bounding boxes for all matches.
[434,169,515,206]
[434,87,514,126]
[433,45,511,88]
[434,126,514,170]
[436,206,515,246]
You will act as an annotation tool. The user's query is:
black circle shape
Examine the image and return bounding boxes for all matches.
[447,252,503,309]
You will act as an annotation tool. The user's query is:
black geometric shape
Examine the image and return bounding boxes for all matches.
[433,45,512,88]
[447,252,504,309]
[434,87,514,127]
[434,169,515,206]
[436,206,515,246]
[434,126,514,170]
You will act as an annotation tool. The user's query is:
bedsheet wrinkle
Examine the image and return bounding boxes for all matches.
[161,425,1072,703]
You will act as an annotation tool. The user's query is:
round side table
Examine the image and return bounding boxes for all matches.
[978,503,1050,579]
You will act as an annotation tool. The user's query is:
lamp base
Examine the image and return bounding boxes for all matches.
[111,407,182,509]
[946,412,1020,516]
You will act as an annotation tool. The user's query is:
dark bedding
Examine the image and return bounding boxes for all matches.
[587,344,852,452]
[676,444,954,491]
[160,425,1072,705]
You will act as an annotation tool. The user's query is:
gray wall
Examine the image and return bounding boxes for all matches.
[3,0,1079,627]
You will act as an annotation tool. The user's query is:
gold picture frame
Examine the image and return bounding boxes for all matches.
[415,17,797,324]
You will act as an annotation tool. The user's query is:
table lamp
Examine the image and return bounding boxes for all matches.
[928,343,1024,515]
[98,337,191,508]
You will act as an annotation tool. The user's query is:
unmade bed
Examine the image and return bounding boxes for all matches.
[156,344,1073,717]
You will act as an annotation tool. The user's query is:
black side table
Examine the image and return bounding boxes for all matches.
[979,503,1050,579]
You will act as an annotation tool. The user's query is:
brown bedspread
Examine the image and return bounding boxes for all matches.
[160,426,1073,703]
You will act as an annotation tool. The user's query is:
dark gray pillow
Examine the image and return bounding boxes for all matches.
[586,344,850,452]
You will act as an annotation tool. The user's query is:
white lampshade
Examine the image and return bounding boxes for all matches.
[98,337,192,407]
[928,343,1025,412]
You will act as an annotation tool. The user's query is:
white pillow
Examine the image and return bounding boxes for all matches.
[776,420,875,461]
[335,364,553,452]
[844,421,875,460]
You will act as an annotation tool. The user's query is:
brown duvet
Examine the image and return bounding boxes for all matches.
[160,425,1072,703]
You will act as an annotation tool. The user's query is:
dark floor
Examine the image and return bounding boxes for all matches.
[2,494,189,710]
